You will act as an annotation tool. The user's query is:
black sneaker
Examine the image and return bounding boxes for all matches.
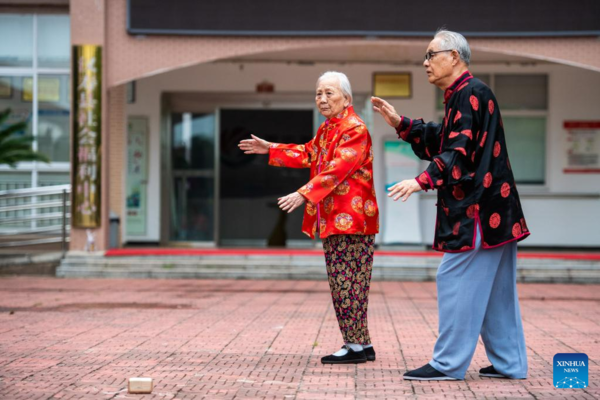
[321,345,367,364]
[403,364,458,381]
[479,365,506,378]
[364,346,376,362]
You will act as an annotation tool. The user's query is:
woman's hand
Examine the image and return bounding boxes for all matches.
[238,134,270,155]
[387,179,423,202]
[371,96,401,128]
[278,192,306,213]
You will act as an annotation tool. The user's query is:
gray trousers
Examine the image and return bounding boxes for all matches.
[429,225,528,379]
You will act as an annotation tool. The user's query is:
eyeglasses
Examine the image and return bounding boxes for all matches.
[424,49,453,61]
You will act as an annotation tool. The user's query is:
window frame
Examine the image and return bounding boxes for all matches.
[0,13,70,190]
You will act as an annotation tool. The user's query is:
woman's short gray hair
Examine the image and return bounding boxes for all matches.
[317,71,353,104]
[434,29,471,66]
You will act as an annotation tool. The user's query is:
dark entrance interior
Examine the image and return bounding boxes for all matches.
[219,109,313,246]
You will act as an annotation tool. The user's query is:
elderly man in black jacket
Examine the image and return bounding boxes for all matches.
[372,29,529,381]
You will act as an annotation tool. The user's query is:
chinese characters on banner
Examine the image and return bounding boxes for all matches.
[72,45,102,227]
[564,121,600,174]
[126,117,148,236]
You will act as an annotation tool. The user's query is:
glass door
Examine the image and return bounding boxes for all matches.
[169,112,216,243]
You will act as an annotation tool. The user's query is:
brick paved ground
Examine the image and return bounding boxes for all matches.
[0,277,598,399]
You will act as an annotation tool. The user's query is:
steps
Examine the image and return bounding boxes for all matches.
[56,250,600,283]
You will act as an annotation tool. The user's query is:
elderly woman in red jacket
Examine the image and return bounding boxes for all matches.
[239,71,379,364]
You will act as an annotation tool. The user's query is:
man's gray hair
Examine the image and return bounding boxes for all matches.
[317,71,353,104]
[434,29,471,66]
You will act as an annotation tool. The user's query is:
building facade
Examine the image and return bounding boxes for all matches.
[2,0,599,250]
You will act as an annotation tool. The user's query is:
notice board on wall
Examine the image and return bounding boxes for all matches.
[564,121,600,174]
[126,116,149,236]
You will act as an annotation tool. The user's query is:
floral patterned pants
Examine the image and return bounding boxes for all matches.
[323,234,375,345]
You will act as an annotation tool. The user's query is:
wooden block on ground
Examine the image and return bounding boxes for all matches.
[128,377,153,394]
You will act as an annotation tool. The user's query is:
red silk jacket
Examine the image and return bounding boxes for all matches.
[268,106,379,239]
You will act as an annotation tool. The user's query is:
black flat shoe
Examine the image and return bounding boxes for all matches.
[403,364,459,381]
[479,365,506,378]
[364,346,376,361]
[321,345,367,364]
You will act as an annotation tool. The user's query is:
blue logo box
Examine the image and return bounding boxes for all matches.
[553,353,588,389]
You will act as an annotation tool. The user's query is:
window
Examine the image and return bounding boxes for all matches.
[0,14,70,191]
[436,73,547,185]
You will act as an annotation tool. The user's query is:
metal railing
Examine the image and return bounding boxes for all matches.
[0,184,71,252]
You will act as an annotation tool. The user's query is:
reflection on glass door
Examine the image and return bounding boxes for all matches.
[170,112,215,242]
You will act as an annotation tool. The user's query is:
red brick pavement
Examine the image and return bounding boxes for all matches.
[0,277,598,399]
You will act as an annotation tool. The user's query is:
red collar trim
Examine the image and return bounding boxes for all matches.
[443,71,473,104]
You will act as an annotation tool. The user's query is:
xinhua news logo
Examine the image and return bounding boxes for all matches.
[553,353,588,389]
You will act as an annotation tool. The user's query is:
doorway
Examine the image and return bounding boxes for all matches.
[165,104,315,246]
[219,109,313,246]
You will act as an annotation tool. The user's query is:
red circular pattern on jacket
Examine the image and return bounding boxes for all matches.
[339,148,357,162]
[480,131,487,147]
[488,99,495,114]
[466,204,479,219]
[443,206,450,216]
[333,180,350,195]
[452,221,461,236]
[501,182,511,198]
[320,218,327,235]
[493,141,501,157]
[351,196,364,214]
[364,200,377,217]
[461,129,473,140]
[452,186,465,200]
[520,218,528,231]
[358,169,372,181]
[436,179,444,187]
[489,213,501,229]
[512,222,522,238]
[320,174,339,189]
[470,95,479,111]
[413,137,421,144]
[332,213,352,231]
[306,201,317,216]
[452,166,462,180]
[483,172,492,188]
[324,160,336,172]
[454,110,462,123]
[324,196,334,214]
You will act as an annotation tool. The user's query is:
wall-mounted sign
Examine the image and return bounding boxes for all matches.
[564,121,600,174]
[22,77,61,102]
[72,45,103,227]
[373,73,411,98]
[126,116,148,236]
